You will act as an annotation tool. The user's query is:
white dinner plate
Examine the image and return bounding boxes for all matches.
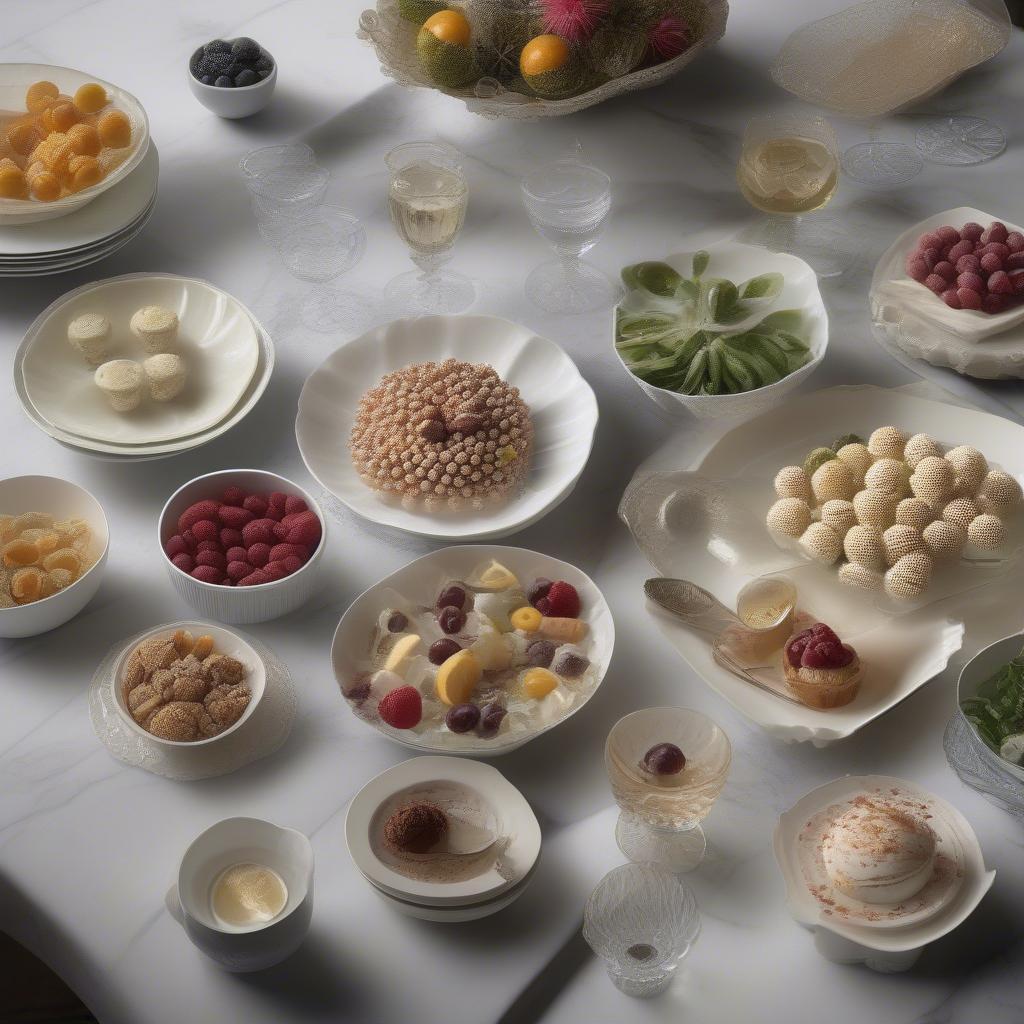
[296,314,598,541]
[23,274,260,445]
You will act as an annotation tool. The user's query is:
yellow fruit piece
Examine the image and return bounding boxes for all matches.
[538,616,588,643]
[435,649,482,706]
[384,633,421,672]
[6,116,43,156]
[523,668,558,700]
[192,634,215,659]
[422,9,471,45]
[29,170,61,201]
[26,80,59,113]
[11,511,53,533]
[510,606,542,632]
[98,109,131,149]
[74,82,108,115]
[0,163,28,199]
[36,133,74,177]
[11,566,44,603]
[46,568,76,591]
[520,34,570,77]
[43,101,79,134]
[20,529,60,554]
[43,548,81,574]
[67,154,102,192]
[3,538,39,567]
[476,560,519,591]
[67,122,101,157]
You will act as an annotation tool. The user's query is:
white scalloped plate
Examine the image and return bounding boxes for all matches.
[296,315,598,541]
[22,273,259,445]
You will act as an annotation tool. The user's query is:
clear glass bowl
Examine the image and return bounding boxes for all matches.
[239,143,316,180]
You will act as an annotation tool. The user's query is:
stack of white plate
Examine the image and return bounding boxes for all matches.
[14,273,274,461]
[346,757,542,922]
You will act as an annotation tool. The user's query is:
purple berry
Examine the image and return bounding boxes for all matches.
[983,293,1009,314]
[958,288,983,310]
[924,273,946,294]
[1006,231,1024,254]
[981,242,1010,261]
[982,222,1008,244]
[553,651,589,677]
[957,271,985,292]
[981,252,1004,275]
[436,583,467,611]
[642,742,686,776]
[956,254,981,275]
[213,75,234,88]
[946,239,974,263]
[932,261,955,282]
[438,606,466,634]
[525,639,556,667]
[429,638,461,665]
[477,702,506,738]
[905,257,928,282]
[345,674,372,703]
[941,288,962,309]
[961,221,984,241]
[387,611,408,633]
[445,703,480,734]
[527,577,552,607]
[919,247,940,271]
[988,270,1013,295]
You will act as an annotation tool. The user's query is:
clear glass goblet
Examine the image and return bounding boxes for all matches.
[384,141,474,315]
[605,707,731,874]
[521,158,618,314]
[239,143,316,181]
[583,863,701,998]
[276,206,370,332]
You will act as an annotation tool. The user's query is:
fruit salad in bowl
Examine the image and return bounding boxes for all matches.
[332,546,614,755]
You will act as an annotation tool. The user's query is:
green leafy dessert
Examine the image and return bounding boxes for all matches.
[962,644,1024,766]
[615,252,812,396]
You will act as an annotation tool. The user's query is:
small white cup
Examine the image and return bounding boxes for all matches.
[167,817,314,972]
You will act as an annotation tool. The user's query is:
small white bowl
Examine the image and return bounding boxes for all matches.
[158,469,325,625]
[187,54,277,119]
[0,64,150,225]
[613,243,828,421]
[111,620,266,748]
[0,475,109,638]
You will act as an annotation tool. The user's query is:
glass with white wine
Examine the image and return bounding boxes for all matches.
[737,113,848,276]
[384,141,474,314]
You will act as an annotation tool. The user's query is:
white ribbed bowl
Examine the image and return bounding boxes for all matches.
[158,469,325,625]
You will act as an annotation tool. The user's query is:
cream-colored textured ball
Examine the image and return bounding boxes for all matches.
[853,488,897,530]
[811,460,856,504]
[903,433,941,469]
[882,525,924,567]
[767,498,812,538]
[884,551,933,601]
[977,470,1023,513]
[865,458,911,497]
[942,497,979,533]
[910,456,955,506]
[895,498,935,532]
[868,425,907,461]
[844,524,885,569]
[799,522,842,565]
[821,499,857,535]
[774,466,812,502]
[143,353,187,402]
[922,520,965,561]
[835,443,874,487]
[945,446,988,496]
[967,513,1005,551]
[94,359,144,412]
[839,562,883,592]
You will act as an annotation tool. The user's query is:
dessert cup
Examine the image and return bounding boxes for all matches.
[782,648,863,709]
[605,708,730,873]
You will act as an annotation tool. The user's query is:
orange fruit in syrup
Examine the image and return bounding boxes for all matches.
[25,80,59,113]
[73,82,108,115]
[520,35,571,77]
[422,9,471,46]
[97,110,131,149]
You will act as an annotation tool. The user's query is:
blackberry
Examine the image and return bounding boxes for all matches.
[255,55,274,73]
[234,68,259,87]
[204,39,232,56]
[231,37,263,61]
[213,75,234,88]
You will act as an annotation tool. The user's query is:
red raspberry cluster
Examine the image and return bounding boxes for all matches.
[165,486,321,588]
[527,577,581,618]
[905,220,1024,314]
[785,623,855,670]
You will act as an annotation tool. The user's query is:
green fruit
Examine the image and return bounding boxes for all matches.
[522,57,585,98]
[803,447,837,477]
[399,0,446,24]
[831,433,865,452]
[417,25,478,89]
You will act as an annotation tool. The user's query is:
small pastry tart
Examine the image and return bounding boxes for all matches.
[783,622,861,709]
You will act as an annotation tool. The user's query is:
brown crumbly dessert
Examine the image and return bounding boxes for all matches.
[350,359,533,511]
[383,802,449,855]
[121,629,250,742]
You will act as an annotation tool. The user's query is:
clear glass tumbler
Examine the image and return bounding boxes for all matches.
[521,157,617,314]
[247,164,331,243]
[583,863,701,997]
[239,143,316,181]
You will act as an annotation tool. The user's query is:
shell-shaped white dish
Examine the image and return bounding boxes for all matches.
[296,315,598,541]
[0,140,158,258]
[0,63,150,225]
[332,545,614,756]
[345,756,541,906]
[774,775,994,953]
[870,207,1024,379]
[613,243,828,421]
[22,274,259,445]
[619,384,1024,743]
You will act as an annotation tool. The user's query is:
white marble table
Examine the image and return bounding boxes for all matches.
[2,2,1023,1022]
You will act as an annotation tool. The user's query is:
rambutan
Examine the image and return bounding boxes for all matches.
[648,13,691,61]
[538,0,610,44]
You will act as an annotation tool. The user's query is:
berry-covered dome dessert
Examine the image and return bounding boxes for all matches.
[783,622,861,709]
[350,359,533,511]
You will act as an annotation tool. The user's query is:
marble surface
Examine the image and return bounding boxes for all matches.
[1,2,1023,1022]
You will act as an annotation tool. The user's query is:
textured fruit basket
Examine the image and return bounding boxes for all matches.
[357,0,728,120]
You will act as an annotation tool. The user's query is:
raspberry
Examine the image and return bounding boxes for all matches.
[191,519,219,543]
[980,252,1004,275]
[958,288,983,310]
[269,543,308,564]
[226,546,248,563]
[1007,253,1024,271]
[266,492,288,520]
[786,623,840,667]
[242,518,277,547]
[262,560,287,582]
[961,221,984,241]
[1013,272,1024,295]
[242,494,268,516]
[905,256,929,282]
[378,686,422,729]
[955,254,981,275]
[284,510,321,548]
[196,549,227,571]
[957,271,985,293]
[946,239,974,263]
[238,568,272,587]
[802,639,854,669]
[196,540,221,553]
[273,521,290,541]
[218,505,254,529]
[923,273,946,294]
[536,580,580,618]
[165,534,189,558]
[988,270,1012,295]
[222,485,246,506]
[227,560,253,581]
[981,242,1010,261]
[935,225,960,247]
[917,231,942,251]
[178,500,220,535]
[982,222,1008,244]
[191,565,224,584]
[983,293,1009,314]
[1007,231,1024,254]
[247,543,271,567]
[285,495,308,515]
[919,247,939,270]
[171,553,194,573]
[220,528,243,549]
[282,555,304,574]
[941,289,961,309]
[932,261,955,282]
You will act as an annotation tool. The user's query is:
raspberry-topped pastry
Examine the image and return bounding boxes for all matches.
[783,622,861,709]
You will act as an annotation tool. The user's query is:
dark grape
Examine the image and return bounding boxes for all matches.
[387,611,408,633]
[436,584,467,611]
[553,651,589,678]
[429,638,461,665]
[477,703,506,738]
[438,606,465,634]
[525,639,556,668]
[642,742,686,776]
[527,577,552,607]
[445,704,480,734]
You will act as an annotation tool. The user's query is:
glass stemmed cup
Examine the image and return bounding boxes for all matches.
[384,141,474,314]
[520,157,618,314]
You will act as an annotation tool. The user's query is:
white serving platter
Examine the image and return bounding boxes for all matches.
[296,314,598,541]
